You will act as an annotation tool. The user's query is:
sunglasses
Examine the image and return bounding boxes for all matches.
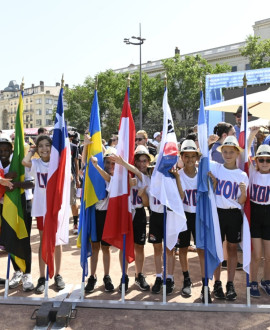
[135,138,144,141]
[258,158,270,163]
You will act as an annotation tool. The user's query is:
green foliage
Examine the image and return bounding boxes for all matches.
[240,35,270,69]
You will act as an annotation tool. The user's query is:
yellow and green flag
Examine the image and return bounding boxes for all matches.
[2,91,30,272]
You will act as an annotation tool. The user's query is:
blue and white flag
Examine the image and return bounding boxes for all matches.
[150,88,186,250]
[196,90,223,279]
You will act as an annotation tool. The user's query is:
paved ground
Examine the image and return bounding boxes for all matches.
[1,210,270,329]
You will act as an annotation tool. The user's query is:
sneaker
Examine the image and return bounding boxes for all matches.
[166,278,175,295]
[213,280,225,299]
[73,224,78,235]
[135,273,150,291]
[250,281,260,298]
[0,278,5,285]
[119,274,129,293]
[35,277,46,294]
[103,275,114,292]
[182,277,192,297]
[152,277,163,294]
[260,279,270,296]
[200,286,212,303]
[85,275,97,293]
[9,270,23,289]
[225,281,237,300]
[221,260,227,269]
[22,273,34,292]
[54,274,65,290]
[236,262,243,270]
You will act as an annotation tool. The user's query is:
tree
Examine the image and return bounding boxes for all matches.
[240,35,270,69]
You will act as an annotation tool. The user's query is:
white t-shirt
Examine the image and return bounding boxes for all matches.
[96,181,110,211]
[179,168,197,213]
[249,164,270,205]
[28,158,49,217]
[0,163,10,204]
[130,173,150,209]
[210,161,249,210]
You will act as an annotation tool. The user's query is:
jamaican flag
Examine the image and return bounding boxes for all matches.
[1,90,30,272]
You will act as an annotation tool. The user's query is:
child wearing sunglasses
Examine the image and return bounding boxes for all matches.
[248,127,270,298]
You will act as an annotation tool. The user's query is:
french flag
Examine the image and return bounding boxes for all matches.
[238,90,251,275]
[102,89,135,263]
[42,86,71,278]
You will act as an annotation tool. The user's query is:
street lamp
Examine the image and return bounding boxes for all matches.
[124,23,145,130]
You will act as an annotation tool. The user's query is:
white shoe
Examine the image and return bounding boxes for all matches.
[22,273,34,292]
[9,271,23,289]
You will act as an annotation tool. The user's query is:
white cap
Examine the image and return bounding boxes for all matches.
[153,132,161,139]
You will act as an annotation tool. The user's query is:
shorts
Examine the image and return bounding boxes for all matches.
[70,180,77,206]
[148,211,164,244]
[92,210,110,246]
[36,216,44,231]
[250,201,270,240]
[217,208,243,244]
[177,212,196,248]
[133,207,147,245]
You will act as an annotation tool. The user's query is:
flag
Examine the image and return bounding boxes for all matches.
[102,88,135,263]
[150,87,186,250]
[42,86,71,278]
[196,90,223,279]
[77,89,106,276]
[238,87,251,274]
[2,91,30,272]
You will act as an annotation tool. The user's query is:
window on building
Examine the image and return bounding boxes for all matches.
[231,66,237,72]
[26,99,28,103]
[36,99,42,104]
[46,98,53,104]
[36,119,42,126]
[46,108,52,115]
[46,119,52,126]
[36,109,42,115]
[245,63,251,70]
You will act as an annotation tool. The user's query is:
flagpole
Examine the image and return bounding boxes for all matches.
[243,74,251,307]
[44,266,49,299]
[4,254,11,298]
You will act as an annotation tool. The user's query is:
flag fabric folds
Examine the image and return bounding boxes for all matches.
[196,90,223,280]
[239,88,251,274]
[102,88,135,263]
[2,91,30,272]
[77,89,106,276]
[150,87,186,250]
[42,86,71,278]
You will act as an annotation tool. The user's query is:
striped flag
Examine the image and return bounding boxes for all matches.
[238,89,251,274]
[196,90,223,279]
[102,88,135,262]
[2,91,30,272]
[77,89,106,276]
[42,86,71,278]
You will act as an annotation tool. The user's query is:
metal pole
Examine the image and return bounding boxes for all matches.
[139,23,142,130]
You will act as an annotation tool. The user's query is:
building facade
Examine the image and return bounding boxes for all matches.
[0,80,67,130]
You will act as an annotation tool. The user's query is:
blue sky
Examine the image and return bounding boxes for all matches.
[1,0,270,89]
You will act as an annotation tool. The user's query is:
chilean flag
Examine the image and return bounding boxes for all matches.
[42,86,71,278]
[238,89,251,274]
[102,89,135,263]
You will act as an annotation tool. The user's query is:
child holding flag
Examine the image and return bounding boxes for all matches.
[22,135,65,294]
[210,135,248,300]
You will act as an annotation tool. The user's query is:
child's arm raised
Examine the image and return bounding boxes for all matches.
[91,156,111,182]
[22,147,36,168]
[169,168,185,200]
[110,154,142,181]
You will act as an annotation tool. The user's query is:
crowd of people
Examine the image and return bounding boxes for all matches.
[0,105,270,304]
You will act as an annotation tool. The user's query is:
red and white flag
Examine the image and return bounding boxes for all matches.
[42,87,71,278]
[239,101,251,274]
[102,89,135,263]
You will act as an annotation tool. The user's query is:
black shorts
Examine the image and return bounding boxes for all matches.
[92,210,110,246]
[133,207,147,245]
[177,212,196,248]
[217,208,243,244]
[148,211,164,244]
[250,201,270,240]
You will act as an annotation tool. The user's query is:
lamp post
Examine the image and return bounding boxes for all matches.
[124,23,145,130]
